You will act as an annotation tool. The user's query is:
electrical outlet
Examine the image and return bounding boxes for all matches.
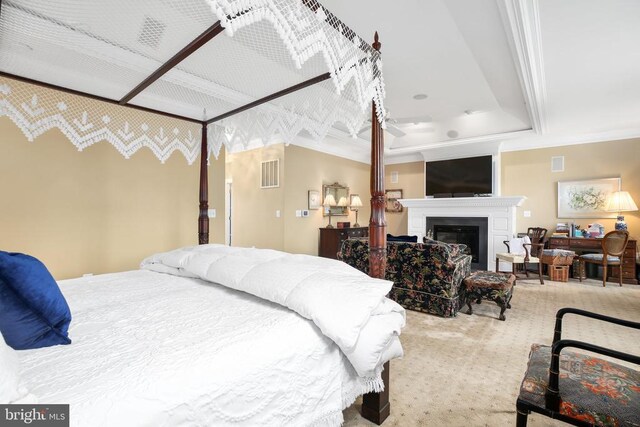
[524,210,531,218]
[208,209,216,218]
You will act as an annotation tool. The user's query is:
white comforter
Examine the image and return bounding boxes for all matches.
[17,270,384,426]
[141,245,405,378]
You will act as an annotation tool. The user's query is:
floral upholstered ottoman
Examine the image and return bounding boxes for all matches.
[462,271,516,321]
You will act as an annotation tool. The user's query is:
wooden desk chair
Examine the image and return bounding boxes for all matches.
[579,230,629,287]
[516,308,640,427]
[496,227,547,284]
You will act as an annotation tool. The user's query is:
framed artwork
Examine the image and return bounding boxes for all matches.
[308,190,321,210]
[557,178,620,218]
[385,189,403,213]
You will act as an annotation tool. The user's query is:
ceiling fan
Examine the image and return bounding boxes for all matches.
[357,114,434,138]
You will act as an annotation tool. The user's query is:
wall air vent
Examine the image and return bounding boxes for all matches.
[138,17,166,49]
[260,159,280,189]
[551,156,564,172]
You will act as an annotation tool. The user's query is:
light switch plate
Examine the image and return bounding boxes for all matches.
[524,210,531,217]
[208,209,216,218]
[302,210,309,217]
[276,210,281,218]
[295,210,301,217]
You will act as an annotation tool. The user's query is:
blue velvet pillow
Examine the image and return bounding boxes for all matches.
[0,252,72,350]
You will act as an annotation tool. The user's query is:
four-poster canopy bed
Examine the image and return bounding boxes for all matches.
[0,0,395,424]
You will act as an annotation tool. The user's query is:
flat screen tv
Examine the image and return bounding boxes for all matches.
[425,155,493,197]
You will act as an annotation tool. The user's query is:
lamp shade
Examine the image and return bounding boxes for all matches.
[337,196,348,207]
[323,194,337,207]
[350,195,363,208]
[605,191,638,212]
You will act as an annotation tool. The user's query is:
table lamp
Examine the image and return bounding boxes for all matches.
[323,194,337,228]
[605,191,638,231]
[349,195,363,227]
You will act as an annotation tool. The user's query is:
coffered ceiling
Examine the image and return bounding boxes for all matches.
[307,0,640,163]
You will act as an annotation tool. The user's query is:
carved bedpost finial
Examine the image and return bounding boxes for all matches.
[373,31,381,52]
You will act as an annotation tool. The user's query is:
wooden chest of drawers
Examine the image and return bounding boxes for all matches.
[548,237,637,284]
[318,227,368,259]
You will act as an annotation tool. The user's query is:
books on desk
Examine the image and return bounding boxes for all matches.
[554,223,570,237]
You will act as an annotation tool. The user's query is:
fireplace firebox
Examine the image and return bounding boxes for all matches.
[426,217,488,270]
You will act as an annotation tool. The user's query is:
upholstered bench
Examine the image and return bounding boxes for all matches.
[463,271,516,321]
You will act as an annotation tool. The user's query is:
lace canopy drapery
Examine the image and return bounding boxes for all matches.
[0,0,385,163]
[0,78,202,163]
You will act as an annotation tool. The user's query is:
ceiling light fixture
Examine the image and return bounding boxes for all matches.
[464,110,476,115]
[413,94,428,100]
[447,130,459,139]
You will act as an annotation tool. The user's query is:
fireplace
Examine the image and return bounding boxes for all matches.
[427,217,488,270]
[400,196,526,272]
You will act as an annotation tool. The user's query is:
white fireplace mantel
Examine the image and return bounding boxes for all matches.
[399,196,526,271]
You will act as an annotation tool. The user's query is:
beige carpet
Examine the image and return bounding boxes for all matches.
[343,278,640,426]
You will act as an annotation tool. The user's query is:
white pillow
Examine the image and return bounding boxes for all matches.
[509,235,531,256]
[0,333,34,404]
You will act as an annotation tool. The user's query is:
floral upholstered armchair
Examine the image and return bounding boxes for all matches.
[338,239,472,317]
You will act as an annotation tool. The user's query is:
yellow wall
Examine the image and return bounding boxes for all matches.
[0,117,225,280]
[283,145,371,255]
[226,144,285,250]
[384,161,424,236]
[225,144,371,255]
[501,138,640,239]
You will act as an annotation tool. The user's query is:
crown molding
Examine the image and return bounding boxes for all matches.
[501,127,640,152]
[498,0,548,134]
[386,129,532,156]
[420,140,503,162]
[384,152,423,165]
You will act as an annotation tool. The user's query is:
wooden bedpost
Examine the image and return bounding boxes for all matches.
[198,123,209,244]
[362,31,390,425]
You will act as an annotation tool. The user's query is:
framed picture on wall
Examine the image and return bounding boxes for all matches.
[385,189,403,213]
[308,190,321,210]
[557,177,620,218]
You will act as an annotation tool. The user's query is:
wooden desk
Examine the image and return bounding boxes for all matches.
[548,237,637,284]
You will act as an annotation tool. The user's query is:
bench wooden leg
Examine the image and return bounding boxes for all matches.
[495,296,507,321]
